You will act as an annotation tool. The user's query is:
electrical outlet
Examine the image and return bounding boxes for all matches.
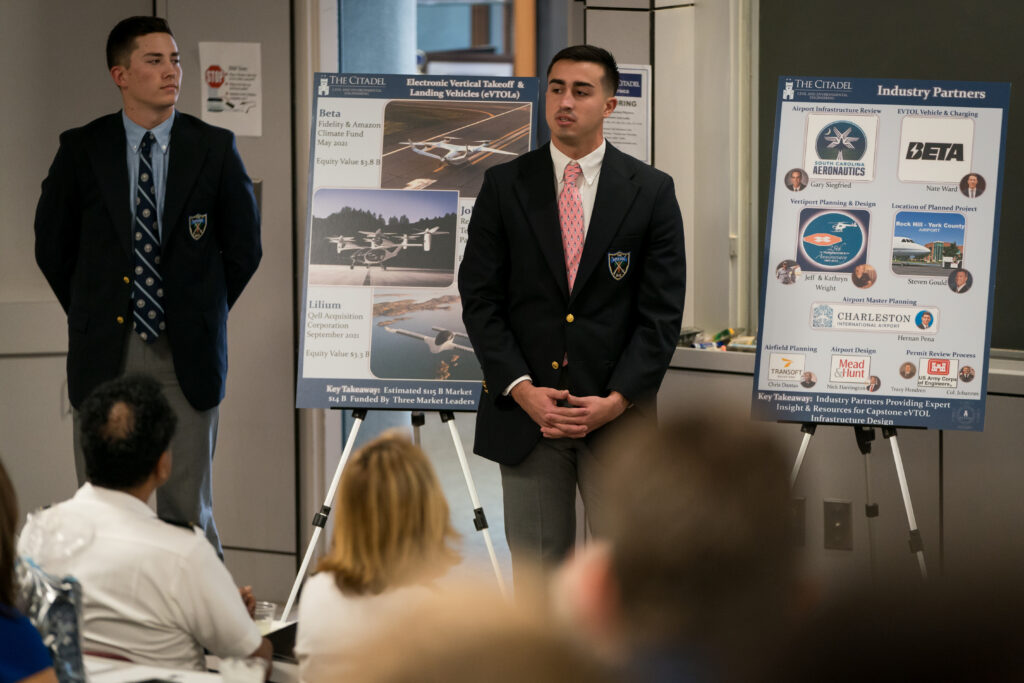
[824,500,853,550]
[789,497,806,547]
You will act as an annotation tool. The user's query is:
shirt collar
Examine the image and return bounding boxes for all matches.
[122,110,175,153]
[75,482,158,518]
[550,139,606,187]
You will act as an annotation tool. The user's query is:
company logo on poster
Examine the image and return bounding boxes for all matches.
[797,209,869,272]
[830,354,870,383]
[810,302,936,333]
[918,357,959,388]
[898,115,974,183]
[768,353,805,381]
[804,114,878,181]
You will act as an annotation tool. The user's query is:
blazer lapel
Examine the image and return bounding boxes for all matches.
[88,114,132,258]
[572,144,638,298]
[514,145,569,300]
[164,112,208,248]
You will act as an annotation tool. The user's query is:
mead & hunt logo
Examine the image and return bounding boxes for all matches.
[797,209,868,272]
[830,354,870,383]
[804,113,878,182]
[897,115,974,183]
[918,357,960,389]
[769,353,805,381]
[816,121,867,161]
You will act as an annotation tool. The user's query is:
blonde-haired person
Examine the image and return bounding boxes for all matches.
[294,431,460,681]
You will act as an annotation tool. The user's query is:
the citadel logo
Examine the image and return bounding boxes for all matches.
[905,142,964,161]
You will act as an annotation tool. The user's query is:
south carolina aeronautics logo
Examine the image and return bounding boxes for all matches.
[816,121,867,160]
[812,304,834,328]
[797,209,869,272]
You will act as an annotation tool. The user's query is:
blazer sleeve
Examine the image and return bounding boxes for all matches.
[214,133,261,308]
[607,172,686,404]
[458,169,532,399]
[34,132,81,313]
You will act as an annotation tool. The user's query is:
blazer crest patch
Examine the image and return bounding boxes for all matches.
[188,213,208,240]
[608,251,630,280]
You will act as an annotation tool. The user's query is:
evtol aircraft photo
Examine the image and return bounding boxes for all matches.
[399,137,517,166]
[384,325,475,354]
[326,226,449,268]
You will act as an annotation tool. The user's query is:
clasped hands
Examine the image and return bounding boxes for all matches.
[510,381,628,438]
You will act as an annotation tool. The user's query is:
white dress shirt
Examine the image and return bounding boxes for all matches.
[18,483,260,670]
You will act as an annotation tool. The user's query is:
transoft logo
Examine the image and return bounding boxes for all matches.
[769,353,805,381]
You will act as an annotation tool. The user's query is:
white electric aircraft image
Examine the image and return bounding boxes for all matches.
[400,137,517,166]
[384,325,474,354]
[891,236,931,258]
[325,226,449,268]
[832,220,857,232]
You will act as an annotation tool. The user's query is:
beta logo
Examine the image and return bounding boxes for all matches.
[905,142,964,161]
[927,358,951,375]
[898,115,973,183]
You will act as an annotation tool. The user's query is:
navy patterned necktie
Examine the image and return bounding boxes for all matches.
[133,132,165,342]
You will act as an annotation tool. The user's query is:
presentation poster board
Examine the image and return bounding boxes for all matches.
[296,73,538,410]
[752,77,1009,430]
[603,64,651,164]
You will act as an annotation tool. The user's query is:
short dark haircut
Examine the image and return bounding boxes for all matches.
[80,374,177,490]
[106,16,174,69]
[595,413,795,671]
[547,45,620,96]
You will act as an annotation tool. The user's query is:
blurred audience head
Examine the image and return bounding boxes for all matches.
[316,430,459,595]
[760,578,1024,682]
[346,587,617,683]
[556,412,797,676]
[80,374,177,490]
[0,455,19,611]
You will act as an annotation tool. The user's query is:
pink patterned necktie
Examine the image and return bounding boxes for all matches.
[559,161,585,291]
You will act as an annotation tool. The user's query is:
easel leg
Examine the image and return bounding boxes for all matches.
[853,426,880,579]
[281,409,369,622]
[882,427,928,580]
[439,411,509,598]
[789,423,817,488]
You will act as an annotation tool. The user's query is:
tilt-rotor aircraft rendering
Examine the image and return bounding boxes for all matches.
[399,137,516,166]
[326,226,449,268]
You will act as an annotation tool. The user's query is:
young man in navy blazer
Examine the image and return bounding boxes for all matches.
[34,16,261,554]
[459,45,686,588]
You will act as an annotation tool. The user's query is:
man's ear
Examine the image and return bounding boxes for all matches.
[603,96,618,118]
[110,65,127,89]
[156,449,172,485]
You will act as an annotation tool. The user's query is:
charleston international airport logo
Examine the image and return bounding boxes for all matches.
[797,209,869,272]
[812,304,834,328]
[815,120,867,161]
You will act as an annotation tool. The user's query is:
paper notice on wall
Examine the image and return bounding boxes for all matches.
[198,42,262,137]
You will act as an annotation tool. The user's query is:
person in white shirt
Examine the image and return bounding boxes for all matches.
[294,431,460,681]
[18,374,271,673]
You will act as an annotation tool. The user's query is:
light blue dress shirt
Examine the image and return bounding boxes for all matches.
[123,111,173,241]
